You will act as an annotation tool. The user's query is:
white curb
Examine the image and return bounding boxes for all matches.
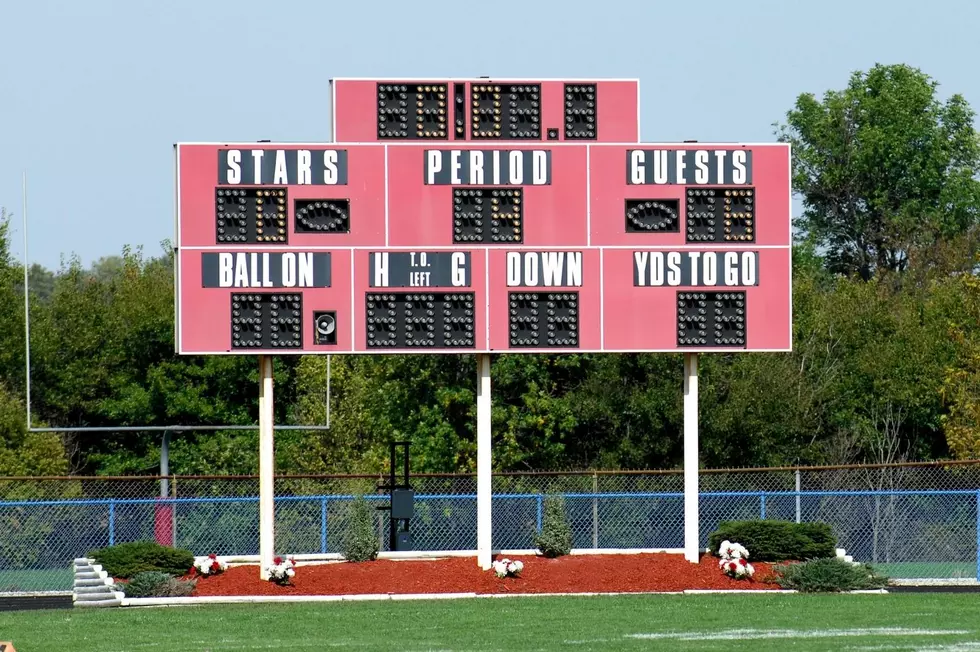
[120,589,807,607]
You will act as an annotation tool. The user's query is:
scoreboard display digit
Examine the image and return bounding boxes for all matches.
[330,78,640,143]
[175,77,791,356]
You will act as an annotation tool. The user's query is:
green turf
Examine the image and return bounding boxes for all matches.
[872,561,977,579]
[0,568,73,592]
[1,594,980,651]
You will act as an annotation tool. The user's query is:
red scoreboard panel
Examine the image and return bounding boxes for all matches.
[174,77,791,356]
[385,144,589,247]
[330,78,639,143]
[177,144,386,248]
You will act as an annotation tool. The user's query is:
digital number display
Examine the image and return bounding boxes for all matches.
[508,292,579,348]
[686,188,756,243]
[231,293,303,349]
[564,84,597,140]
[452,189,523,244]
[377,83,448,140]
[471,84,541,140]
[365,292,476,349]
[676,291,746,347]
[215,188,287,244]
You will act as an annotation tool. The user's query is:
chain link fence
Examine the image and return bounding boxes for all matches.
[1,461,978,592]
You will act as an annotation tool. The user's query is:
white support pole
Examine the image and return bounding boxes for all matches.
[258,355,275,580]
[683,353,700,563]
[476,353,492,570]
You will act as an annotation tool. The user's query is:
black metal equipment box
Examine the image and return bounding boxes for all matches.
[391,488,415,520]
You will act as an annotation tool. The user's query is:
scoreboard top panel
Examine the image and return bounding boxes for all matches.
[330,77,640,144]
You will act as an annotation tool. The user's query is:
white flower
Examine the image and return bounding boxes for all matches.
[718,541,750,563]
[286,568,295,577]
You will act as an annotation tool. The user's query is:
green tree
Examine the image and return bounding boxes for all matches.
[941,269,980,458]
[776,63,980,278]
[0,383,69,476]
[0,209,27,394]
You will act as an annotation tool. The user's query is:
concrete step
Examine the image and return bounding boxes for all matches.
[75,585,116,595]
[75,571,102,580]
[74,578,110,588]
[74,591,116,602]
[74,599,122,608]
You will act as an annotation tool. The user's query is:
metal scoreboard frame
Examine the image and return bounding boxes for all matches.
[172,75,793,577]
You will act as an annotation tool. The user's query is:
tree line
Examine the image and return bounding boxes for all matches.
[0,63,978,477]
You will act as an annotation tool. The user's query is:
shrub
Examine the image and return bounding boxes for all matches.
[343,496,380,562]
[90,541,195,579]
[707,520,836,562]
[156,575,197,597]
[774,557,890,593]
[533,495,573,558]
[116,571,197,598]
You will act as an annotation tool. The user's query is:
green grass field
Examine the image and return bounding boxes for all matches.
[872,561,977,579]
[0,568,73,592]
[2,593,980,651]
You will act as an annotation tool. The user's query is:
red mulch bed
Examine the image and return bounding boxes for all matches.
[189,553,781,597]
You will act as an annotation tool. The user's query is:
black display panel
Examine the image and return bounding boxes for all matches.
[686,187,756,243]
[216,188,287,244]
[452,188,523,244]
[377,83,448,140]
[470,84,541,140]
[625,199,680,233]
[294,199,350,234]
[230,293,303,349]
[564,83,597,140]
[365,292,476,349]
[676,291,746,347]
[453,83,466,139]
[508,292,579,349]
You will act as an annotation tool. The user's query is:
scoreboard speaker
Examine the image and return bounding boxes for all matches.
[313,311,338,345]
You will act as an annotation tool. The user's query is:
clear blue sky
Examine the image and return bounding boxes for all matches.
[2,0,979,270]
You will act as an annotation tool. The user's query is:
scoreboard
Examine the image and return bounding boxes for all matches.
[175,77,791,355]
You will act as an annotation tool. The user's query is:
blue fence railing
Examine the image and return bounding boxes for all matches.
[0,490,976,591]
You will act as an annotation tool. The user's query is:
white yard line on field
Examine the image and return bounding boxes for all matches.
[845,644,980,652]
[566,628,974,645]
[624,628,971,641]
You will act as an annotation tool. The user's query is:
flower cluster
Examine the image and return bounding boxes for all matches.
[717,540,754,580]
[266,556,297,585]
[191,553,228,577]
[491,558,524,579]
